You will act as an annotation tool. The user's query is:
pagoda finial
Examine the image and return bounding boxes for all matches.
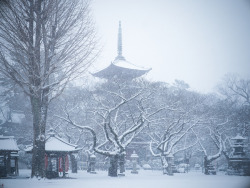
[116,21,125,60]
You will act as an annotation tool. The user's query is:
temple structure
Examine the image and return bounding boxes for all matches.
[0,135,19,177]
[92,21,151,81]
[26,129,81,178]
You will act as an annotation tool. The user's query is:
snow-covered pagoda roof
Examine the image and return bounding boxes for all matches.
[25,129,81,153]
[231,134,247,140]
[0,135,19,151]
[92,21,151,80]
[92,59,151,80]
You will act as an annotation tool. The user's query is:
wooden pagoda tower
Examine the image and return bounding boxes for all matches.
[92,21,151,81]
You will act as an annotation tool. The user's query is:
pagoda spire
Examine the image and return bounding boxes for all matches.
[116,21,125,60]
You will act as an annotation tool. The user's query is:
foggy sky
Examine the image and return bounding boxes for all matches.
[91,0,250,92]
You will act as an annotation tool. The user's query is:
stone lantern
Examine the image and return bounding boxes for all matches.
[231,134,247,156]
[131,151,139,174]
[90,154,97,174]
[227,134,250,176]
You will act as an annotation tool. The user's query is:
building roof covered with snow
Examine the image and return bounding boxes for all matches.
[0,135,19,151]
[25,129,81,153]
[45,136,80,153]
[231,134,247,140]
[92,21,151,81]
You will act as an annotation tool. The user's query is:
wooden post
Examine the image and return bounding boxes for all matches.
[15,157,19,175]
[3,152,7,177]
[56,155,58,172]
[62,154,66,177]
[6,152,11,175]
[70,154,77,173]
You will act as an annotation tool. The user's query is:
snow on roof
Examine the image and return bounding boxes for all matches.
[0,135,19,151]
[25,135,81,153]
[45,136,80,152]
[92,62,151,80]
[231,134,246,140]
[91,57,151,80]
[112,59,150,71]
[11,111,25,124]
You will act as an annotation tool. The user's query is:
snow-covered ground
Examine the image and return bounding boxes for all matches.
[1,170,250,188]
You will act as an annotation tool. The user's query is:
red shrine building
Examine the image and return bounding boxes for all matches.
[26,128,81,178]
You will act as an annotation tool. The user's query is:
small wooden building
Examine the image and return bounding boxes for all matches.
[26,129,81,178]
[0,135,19,177]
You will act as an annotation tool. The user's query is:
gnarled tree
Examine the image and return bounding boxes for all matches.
[58,81,162,177]
[148,83,204,175]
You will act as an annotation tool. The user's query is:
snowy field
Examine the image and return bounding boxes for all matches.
[1,170,250,188]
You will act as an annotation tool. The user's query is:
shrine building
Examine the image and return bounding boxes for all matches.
[26,128,81,178]
[0,135,19,178]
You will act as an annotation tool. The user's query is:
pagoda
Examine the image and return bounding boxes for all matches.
[92,21,151,81]
[227,134,250,176]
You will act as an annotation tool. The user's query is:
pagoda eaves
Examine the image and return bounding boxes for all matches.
[92,59,151,80]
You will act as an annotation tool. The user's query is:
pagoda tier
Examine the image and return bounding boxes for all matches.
[92,21,151,81]
[92,58,151,80]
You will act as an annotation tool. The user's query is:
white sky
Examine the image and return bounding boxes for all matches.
[90,0,250,93]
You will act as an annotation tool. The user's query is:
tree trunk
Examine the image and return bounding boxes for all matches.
[87,154,91,173]
[28,0,47,179]
[31,138,45,178]
[108,155,118,177]
[70,154,77,173]
[223,151,230,163]
[161,155,167,175]
[203,155,220,175]
[119,154,125,174]
[30,96,47,178]
[166,158,173,176]
[204,156,209,175]
[160,155,173,175]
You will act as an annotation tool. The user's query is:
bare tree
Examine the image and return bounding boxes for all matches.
[0,74,15,125]
[147,83,205,175]
[58,81,162,177]
[149,110,199,175]
[0,0,97,178]
[191,118,232,175]
[218,74,250,106]
[217,74,250,159]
